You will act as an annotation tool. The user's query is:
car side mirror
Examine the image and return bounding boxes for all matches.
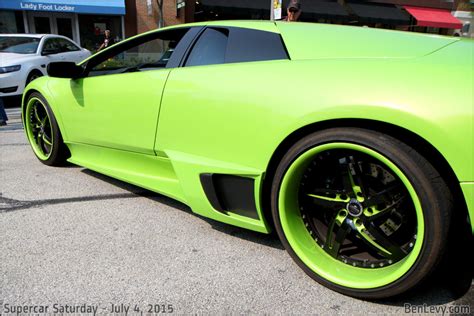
[42,48,60,56]
[47,62,84,79]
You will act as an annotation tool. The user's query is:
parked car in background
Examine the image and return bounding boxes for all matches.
[0,34,90,98]
[453,11,473,38]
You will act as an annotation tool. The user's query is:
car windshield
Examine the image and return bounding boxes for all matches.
[0,37,40,54]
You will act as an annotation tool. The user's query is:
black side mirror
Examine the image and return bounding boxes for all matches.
[47,62,84,79]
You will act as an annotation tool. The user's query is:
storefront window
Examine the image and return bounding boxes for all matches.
[78,14,122,52]
[0,11,25,33]
[34,16,51,33]
[57,18,73,39]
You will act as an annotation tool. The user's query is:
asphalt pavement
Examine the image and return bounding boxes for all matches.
[1,107,472,315]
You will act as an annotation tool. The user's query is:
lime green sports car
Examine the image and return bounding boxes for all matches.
[22,21,473,299]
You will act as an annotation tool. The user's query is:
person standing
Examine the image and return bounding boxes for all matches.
[283,0,302,22]
[98,30,114,51]
[0,97,8,126]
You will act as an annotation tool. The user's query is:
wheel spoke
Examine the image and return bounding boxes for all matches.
[33,105,42,124]
[307,193,349,203]
[34,129,41,143]
[37,131,44,149]
[354,223,391,257]
[355,220,406,260]
[328,220,351,257]
[325,210,349,257]
[42,134,52,146]
[339,156,365,202]
[348,156,368,202]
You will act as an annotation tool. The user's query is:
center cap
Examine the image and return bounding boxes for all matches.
[347,198,363,217]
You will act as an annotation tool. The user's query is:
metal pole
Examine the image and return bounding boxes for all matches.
[270,0,274,21]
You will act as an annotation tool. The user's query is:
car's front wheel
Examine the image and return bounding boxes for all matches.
[26,70,43,85]
[24,92,69,166]
[271,128,452,299]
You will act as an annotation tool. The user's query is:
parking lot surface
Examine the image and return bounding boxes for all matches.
[1,107,472,314]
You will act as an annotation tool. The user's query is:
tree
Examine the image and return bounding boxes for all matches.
[456,0,472,11]
[156,0,164,28]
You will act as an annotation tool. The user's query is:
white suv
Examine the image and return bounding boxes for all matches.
[0,34,90,97]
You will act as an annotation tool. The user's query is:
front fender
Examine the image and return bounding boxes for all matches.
[22,77,69,141]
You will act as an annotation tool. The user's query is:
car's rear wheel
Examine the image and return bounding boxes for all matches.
[25,92,69,166]
[271,128,452,299]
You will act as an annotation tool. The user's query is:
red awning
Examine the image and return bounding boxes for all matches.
[403,6,463,29]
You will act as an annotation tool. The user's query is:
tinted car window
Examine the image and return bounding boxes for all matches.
[184,27,288,67]
[42,38,60,54]
[185,28,228,67]
[0,36,40,54]
[57,38,80,52]
[88,28,189,77]
[226,28,288,63]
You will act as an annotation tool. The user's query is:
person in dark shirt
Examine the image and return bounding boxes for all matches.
[98,30,114,51]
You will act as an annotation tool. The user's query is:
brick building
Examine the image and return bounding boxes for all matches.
[124,0,188,37]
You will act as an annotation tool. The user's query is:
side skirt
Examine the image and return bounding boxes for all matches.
[66,142,186,204]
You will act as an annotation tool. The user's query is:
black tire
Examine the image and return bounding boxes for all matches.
[26,70,43,85]
[25,92,69,166]
[270,128,452,299]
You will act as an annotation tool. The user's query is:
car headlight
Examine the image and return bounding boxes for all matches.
[0,65,21,74]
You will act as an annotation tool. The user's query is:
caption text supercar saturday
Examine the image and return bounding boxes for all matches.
[2,303,98,315]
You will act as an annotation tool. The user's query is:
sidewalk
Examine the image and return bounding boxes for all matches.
[0,107,22,133]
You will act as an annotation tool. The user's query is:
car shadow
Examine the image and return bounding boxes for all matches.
[375,276,473,308]
[81,168,472,306]
[80,169,285,251]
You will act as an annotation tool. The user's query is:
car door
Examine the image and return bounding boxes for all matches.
[53,27,199,154]
[41,37,66,63]
[55,37,89,63]
[155,26,289,166]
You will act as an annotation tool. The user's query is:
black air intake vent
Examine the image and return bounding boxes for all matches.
[200,174,259,220]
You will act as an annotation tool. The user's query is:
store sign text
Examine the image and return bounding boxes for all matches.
[20,2,75,12]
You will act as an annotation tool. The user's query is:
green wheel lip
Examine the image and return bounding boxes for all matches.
[25,96,53,161]
[278,142,425,289]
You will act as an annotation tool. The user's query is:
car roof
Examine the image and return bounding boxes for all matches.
[0,33,45,38]
[0,34,78,40]
[161,20,279,33]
